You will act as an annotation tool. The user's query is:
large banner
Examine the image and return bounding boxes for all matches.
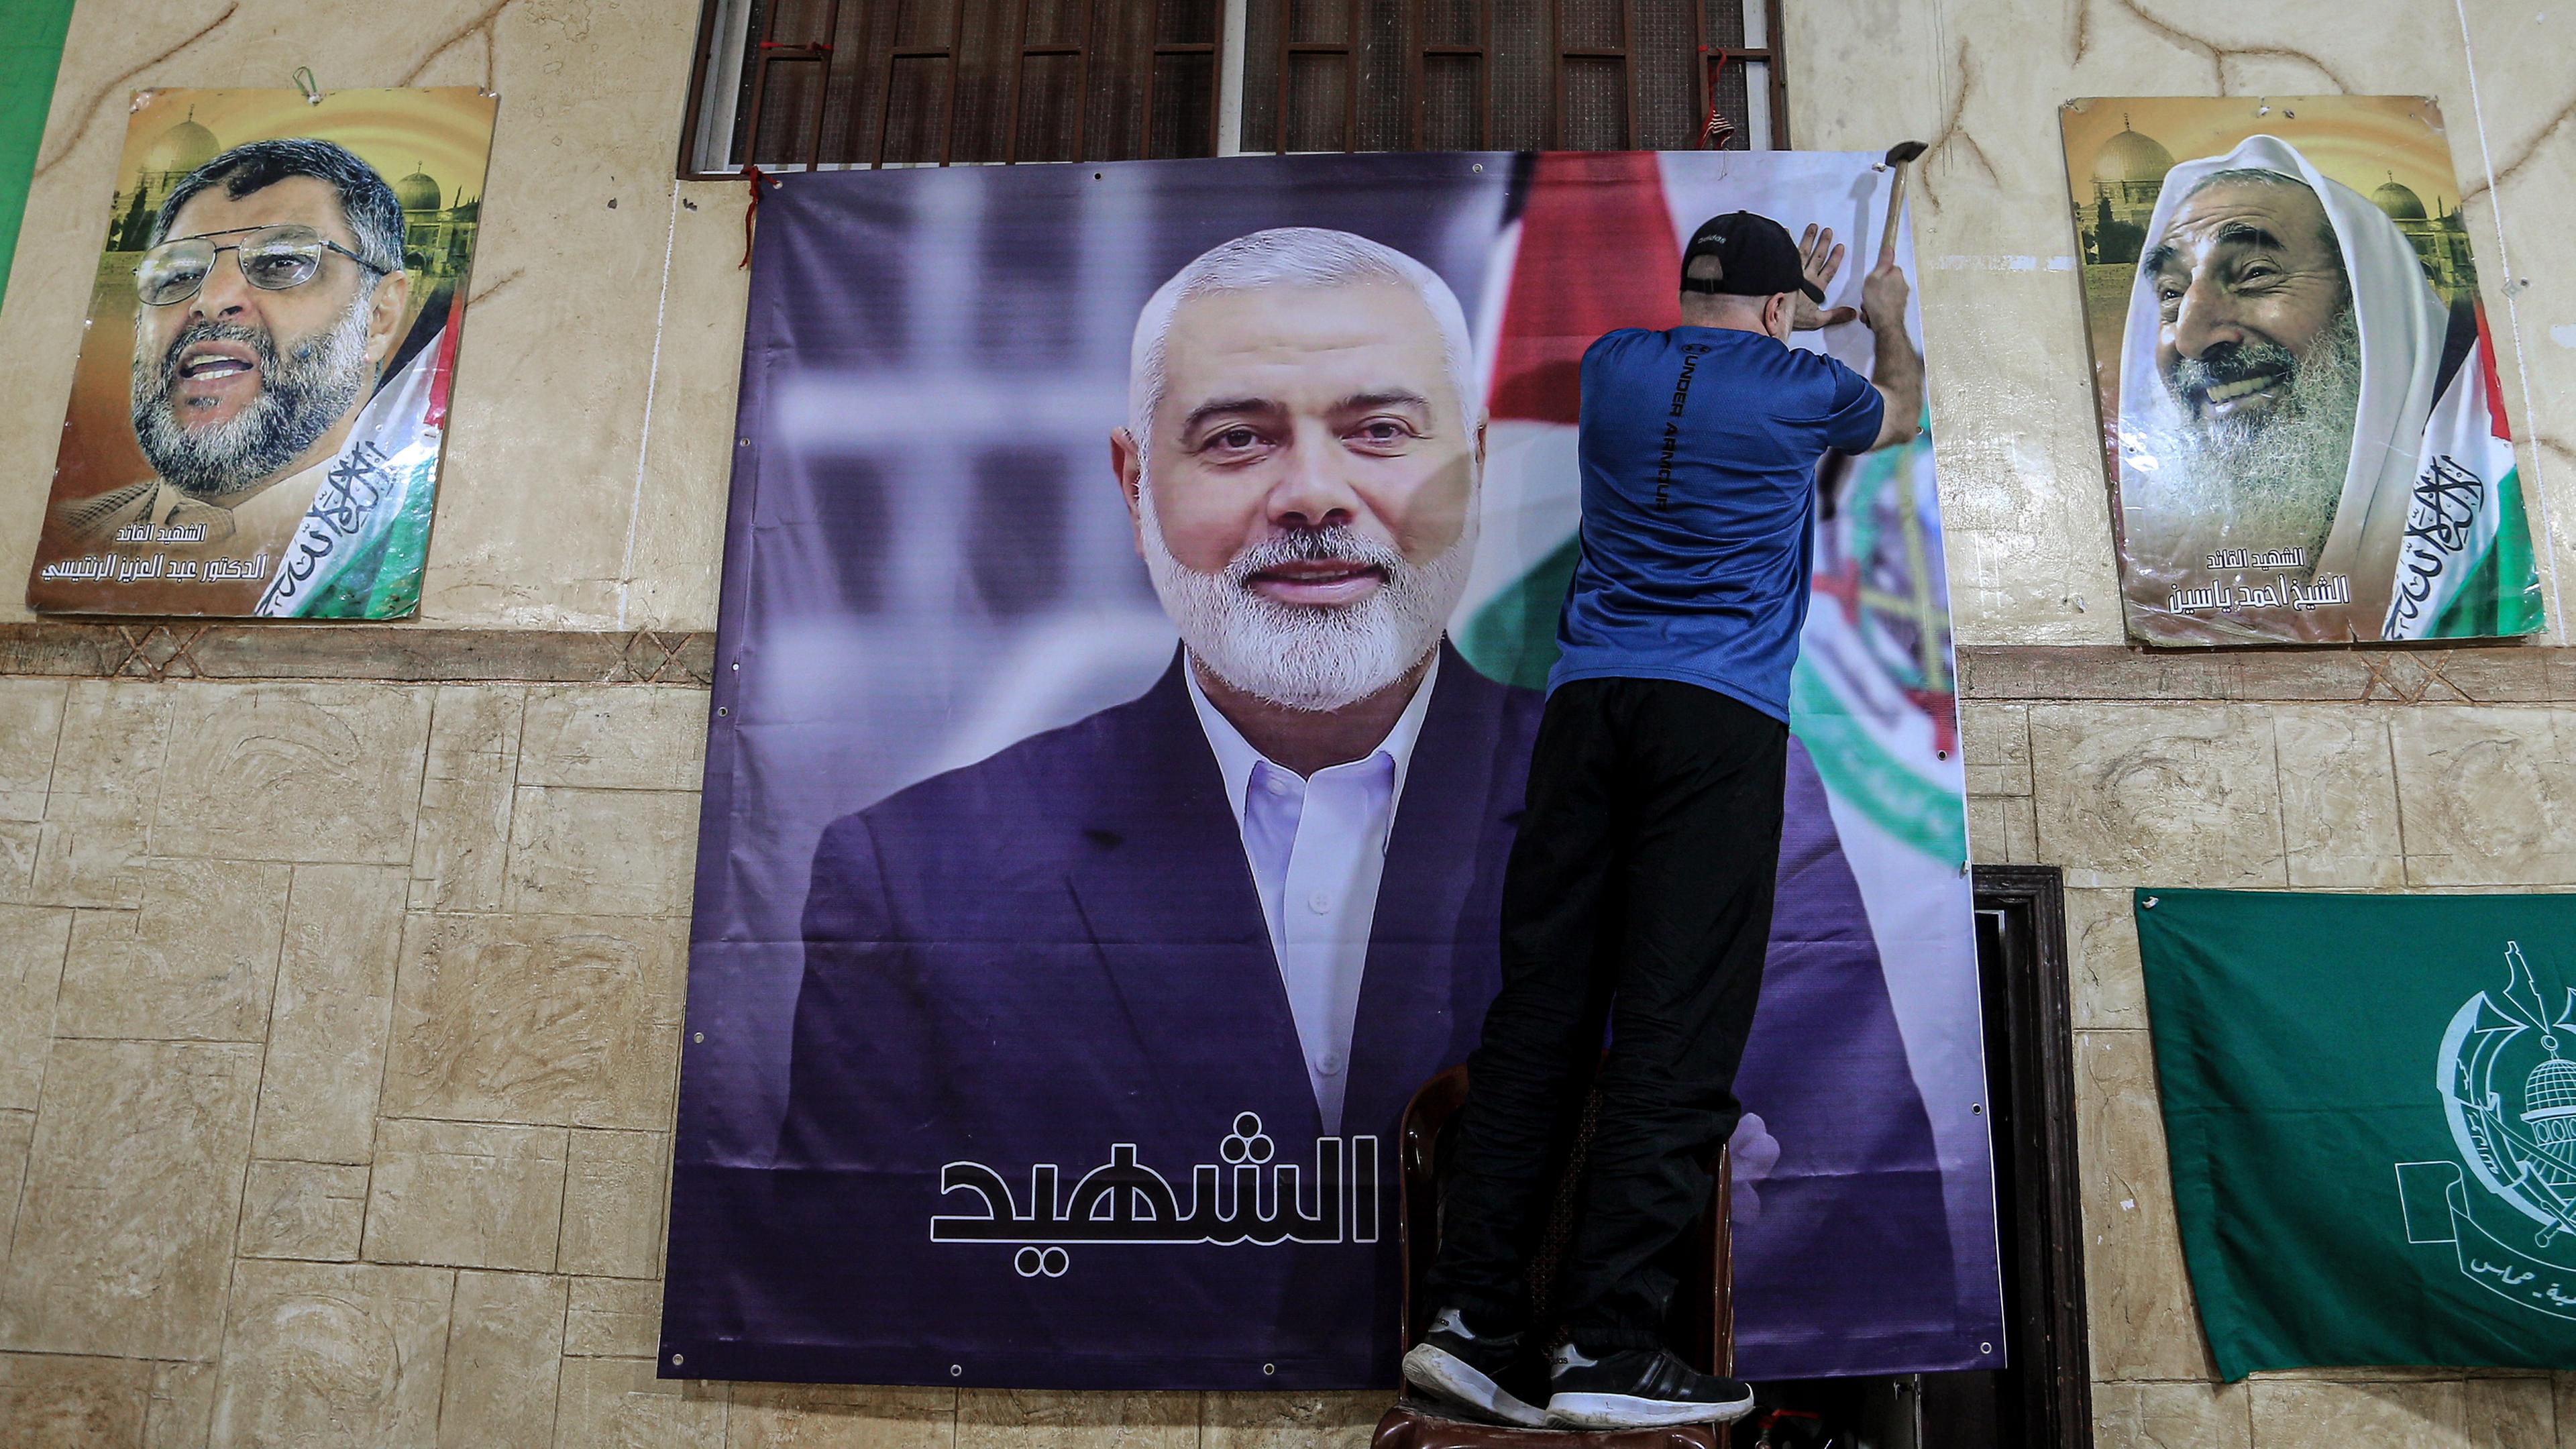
[28,87,493,617]
[2061,96,2542,645]
[2137,890,2576,1378]
[665,152,2001,1390]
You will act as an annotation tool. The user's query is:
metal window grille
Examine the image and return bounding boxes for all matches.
[678,0,1787,176]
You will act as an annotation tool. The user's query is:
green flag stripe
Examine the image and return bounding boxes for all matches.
[2424,467,2547,639]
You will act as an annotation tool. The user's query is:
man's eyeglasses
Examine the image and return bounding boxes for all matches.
[134,224,392,307]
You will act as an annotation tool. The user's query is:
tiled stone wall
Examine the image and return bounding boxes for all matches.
[0,675,1399,1444]
[1967,682,2576,1446]
[1,0,2573,1444]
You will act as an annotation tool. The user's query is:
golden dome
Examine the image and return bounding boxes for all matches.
[140,111,219,178]
[392,167,442,212]
[2092,123,2175,186]
[2372,176,2428,221]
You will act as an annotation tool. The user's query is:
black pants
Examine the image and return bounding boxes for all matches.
[1425,676,1786,1353]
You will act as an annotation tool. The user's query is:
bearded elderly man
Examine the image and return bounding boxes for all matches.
[729,227,1941,1391]
[36,138,419,616]
[2115,134,2530,643]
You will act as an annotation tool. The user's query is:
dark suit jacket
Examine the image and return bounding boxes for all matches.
[661,644,1955,1388]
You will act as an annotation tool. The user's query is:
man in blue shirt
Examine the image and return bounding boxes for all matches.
[1404,213,1923,1428]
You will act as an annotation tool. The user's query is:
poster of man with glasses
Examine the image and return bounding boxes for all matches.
[27,88,495,617]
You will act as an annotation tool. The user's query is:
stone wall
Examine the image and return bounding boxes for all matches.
[0,0,2572,1444]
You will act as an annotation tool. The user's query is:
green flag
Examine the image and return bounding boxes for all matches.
[2138,889,2576,1378]
[0,0,76,317]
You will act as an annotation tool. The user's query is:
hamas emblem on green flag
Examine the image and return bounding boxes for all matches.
[2398,941,2576,1318]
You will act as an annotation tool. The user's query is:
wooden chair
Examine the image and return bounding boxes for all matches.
[1373,1065,1735,1449]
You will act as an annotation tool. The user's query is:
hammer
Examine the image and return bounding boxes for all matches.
[1878,140,1927,258]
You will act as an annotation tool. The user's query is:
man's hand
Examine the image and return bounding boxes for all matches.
[1860,241,1911,333]
[1790,223,1858,330]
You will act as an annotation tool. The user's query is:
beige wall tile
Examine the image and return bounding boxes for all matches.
[254,863,407,1163]
[56,857,290,1041]
[413,686,527,912]
[2066,887,2146,1031]
[726,1383,957,1449]
[567,1277,665,1358]
[149,684,433,864]
[2248,1377,2469,1448]
[30,683,172,908]
[2273,707,2405,889]
[384,912,686,1130]
[439,1269,568,1449]
[2031,704,2286,886]
[1203,1392,1385,1449]
[364,1118,570,1273]
[557,1356,728,1449]
[144,1358,217,1449]
[1960,702,2032,796]
[0,678,67,820]
[2093,1378,2249,1449]
[560,1128,670,1278]
[237,1160,370,1262]
[2393,707,2576,885]
[521,686,710,791]
[0,906,68,1108]
[2557,1372,2576,1448]
[1968,794,2037,865]
[0,819,40,902]
[958,1391,1197,1449]
[0,1109,31,1275]
[0,1036,256,1350]
[2075,1030,2211,1382]
[0,1350,157,1448]
[0,1039,260,1358]
[504,786,701,916]
[2463,1375,2555,1449]
[209,1258,454,1448]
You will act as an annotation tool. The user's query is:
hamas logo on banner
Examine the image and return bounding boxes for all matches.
[2398,941,2576,1318]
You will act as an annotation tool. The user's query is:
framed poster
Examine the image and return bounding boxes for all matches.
[663,152,2004,1389]
[28,86,495,617]
[2063,96,2542,645]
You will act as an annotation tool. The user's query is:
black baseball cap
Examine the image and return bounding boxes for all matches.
[1679,211,1822,302]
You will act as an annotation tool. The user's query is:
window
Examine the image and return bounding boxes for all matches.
[678,0,1788,176]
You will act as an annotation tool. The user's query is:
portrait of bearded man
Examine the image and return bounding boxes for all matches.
[669,225,1951,1390]
[2113,133,2520,643]
[39,137,417,614]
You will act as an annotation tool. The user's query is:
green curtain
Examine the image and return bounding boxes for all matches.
[0,0,76,317]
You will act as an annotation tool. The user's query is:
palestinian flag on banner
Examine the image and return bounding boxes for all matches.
[2138,891,2576,1378]
[1450,152,1966,870]
[2390,304,2544,639]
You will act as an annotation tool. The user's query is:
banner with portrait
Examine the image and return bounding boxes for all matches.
[2062,95,2543,645]
[27,86,494,617]
[665,152,2002,1389]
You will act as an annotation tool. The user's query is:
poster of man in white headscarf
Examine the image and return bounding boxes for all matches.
[2063,96,2542,645]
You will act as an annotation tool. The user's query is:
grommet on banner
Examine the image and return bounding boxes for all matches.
[950,1364,963,1377]
[669,1352,685,1366]
[2143,896,2159,908]
[292,67,323,106]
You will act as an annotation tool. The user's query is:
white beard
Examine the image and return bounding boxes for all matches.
[2131,306,2363,564]
[1138,478,1474,713]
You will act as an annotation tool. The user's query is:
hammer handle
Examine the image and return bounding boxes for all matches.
[1878,166,1911,258]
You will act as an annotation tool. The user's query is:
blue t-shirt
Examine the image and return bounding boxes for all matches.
[1548,326,1885,721]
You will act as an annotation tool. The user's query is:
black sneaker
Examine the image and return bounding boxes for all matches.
[1544,1344,1756,1428]
[1399,1308,1550,1428]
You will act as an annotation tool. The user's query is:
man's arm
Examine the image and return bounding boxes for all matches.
[1861,244,1923,449]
